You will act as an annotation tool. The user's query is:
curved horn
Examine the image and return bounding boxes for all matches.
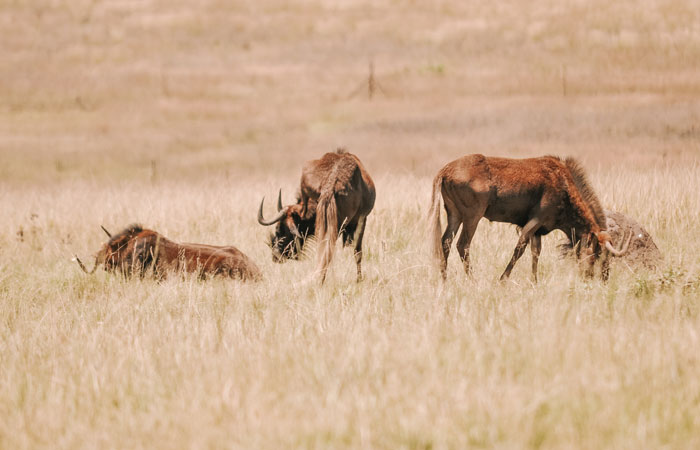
[258,197,286,226]
[101,225,112,238]
[277,189,283,212]
[605,231,633,257]
[73,255,99,274]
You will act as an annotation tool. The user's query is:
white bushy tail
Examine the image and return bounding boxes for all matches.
[315,190,338,282]
[427,175,444,271]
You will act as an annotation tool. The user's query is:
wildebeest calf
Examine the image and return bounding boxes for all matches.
[74,224,262,280]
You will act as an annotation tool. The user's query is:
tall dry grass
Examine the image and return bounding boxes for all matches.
[2,167,700,449]
[2,0,700,448]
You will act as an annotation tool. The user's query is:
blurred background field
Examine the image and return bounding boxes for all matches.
[2,0,699,183]
[1,1,700,448]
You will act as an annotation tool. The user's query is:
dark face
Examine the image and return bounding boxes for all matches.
[75,224,148,277]
[100,231,153,276]
[98,238,130,273]
[269,206,315,262]
[569,231,602,278]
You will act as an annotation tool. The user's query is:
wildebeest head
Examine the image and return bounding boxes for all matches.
[564,228,632,280]
[257,190,315,262]
[73,224,146,275]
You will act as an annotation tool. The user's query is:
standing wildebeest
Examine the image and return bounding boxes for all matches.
[257,149,376,282]
[428,154,630,282]
[74,224,262,280]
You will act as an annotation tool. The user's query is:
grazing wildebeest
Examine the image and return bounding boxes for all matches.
[257,148,376,282]
[428,154,631,282]
[74,224,262,280]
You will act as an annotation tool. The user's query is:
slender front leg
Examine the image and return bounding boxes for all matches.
[530,234,542,283]
[500,218,541,281]
[352,215,368,281]
[600,250,611,282]
[579,234,596,278]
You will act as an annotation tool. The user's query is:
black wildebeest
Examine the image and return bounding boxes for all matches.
[428,154,630,282]
[74,224,262,280]
[257,149,376,282]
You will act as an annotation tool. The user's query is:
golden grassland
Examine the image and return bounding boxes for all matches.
[2,0,700,448]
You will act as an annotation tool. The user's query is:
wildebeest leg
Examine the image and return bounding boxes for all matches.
[585,237,602,279]
[456,216,481,276]
[130,245,147,278]
[579,234,596,278]
[500,218,541,281]
[530,234,542,283]
[600,250,611,282]
[440,207,461,279]
[352,215,368,282]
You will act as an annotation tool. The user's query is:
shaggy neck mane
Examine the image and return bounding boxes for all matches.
[562,157,607,229]
[108,223,143,245]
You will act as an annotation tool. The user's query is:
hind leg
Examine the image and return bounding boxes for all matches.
[352,215,367,282]
[440,206,462,280]
[530,234,542,283]
[456,216,481,276]
[500,218,541,281]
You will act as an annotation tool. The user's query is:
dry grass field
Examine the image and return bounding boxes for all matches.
[2,0,700,448]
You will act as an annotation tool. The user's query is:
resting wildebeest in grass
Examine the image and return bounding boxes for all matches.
[428,154,631,282]
[257,148,376,283]
[559,209,662,276]
[74,224,262,281]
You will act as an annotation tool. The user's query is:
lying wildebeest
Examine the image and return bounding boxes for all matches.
[428,154,631,282]
[257,148,376,282]
[74,224,262,280]
[560,209,662,275]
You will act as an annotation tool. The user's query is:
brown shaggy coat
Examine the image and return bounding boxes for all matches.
[428,154,627,281]
[79,224,262,280]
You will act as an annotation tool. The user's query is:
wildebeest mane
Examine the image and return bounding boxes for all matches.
[108,223,144,245]
[562,157,607,229]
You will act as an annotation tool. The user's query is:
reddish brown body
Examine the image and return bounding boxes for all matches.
[258,149,376,283]
[428,154,629,282]
[76,224,262,281]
